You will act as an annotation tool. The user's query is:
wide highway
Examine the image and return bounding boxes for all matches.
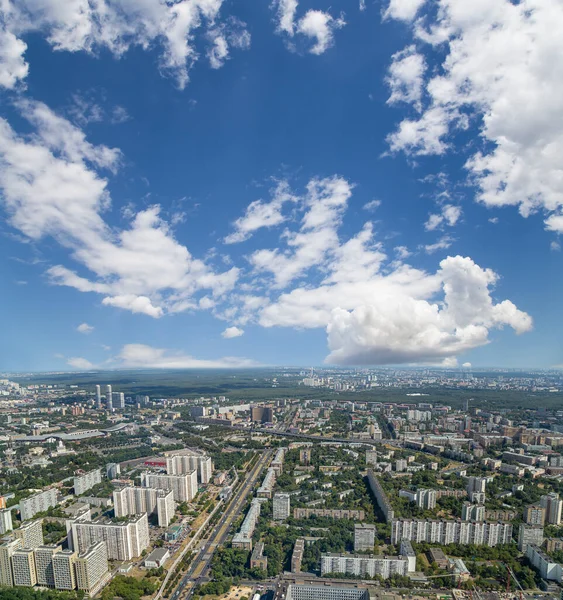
[171,449,274,600]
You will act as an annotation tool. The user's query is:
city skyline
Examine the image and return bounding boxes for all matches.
[1,1,562,370]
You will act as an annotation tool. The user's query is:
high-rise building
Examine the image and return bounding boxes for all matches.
[34,545,60,587]
[12,548,37,587]
[74,469,102,496]
[113,487,175,528]
[75,542,109,596]
[20,488,58,521]
[518,524,544,552]
[106,385,112,411]
[142,472,197,502]
[166,454,213,484]
[416,489,437,510]
[71,514,149,561]
[540,494,563,525]
[106,463,120,480]
[157,491,175,528]
[524,505,546,526]
[0,509,13,534]
[354,524,376,552]
[0,538,22,586]
[251,405,274,423]
[300,448,312,465]
[112,392,125,410]
[95,385,102,410]
[467,477,487,497]
[462,503,486,522]
[273,493,291,521]
[14,519,44,549]
[53,549,77,591]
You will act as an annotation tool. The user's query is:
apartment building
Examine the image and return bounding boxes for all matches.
[321,553,410,579]
[367,470,394,522]
[74,470,102,496]
[271,448,286,476]
[0,538,23,586]
[12,548,37,587]
[292,539,305,573]
[462,503,485,522]
[0,509,13,535]
[166,453,213,484]
[354,524,376,552]
[113,486,175,527]
[71,514,149,561]
[53,550,77,590]
[391,519,513,546]
[20,488,58,521]
[232,498,263,551]
[257,468,276,499]
[524,505,546,526]
[540,494,563,525]
[526,544,563,582]
[287,585,369,600]
[273,493,291,521]
[250,541,268,571]
[293,508,365,520]
[14,519,44,549]
[75,541,110,596]
[518,524,544,552]
[34,545,60,587]
[142,472,197,502]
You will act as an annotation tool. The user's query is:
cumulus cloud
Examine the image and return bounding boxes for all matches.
[384,0,427,22]
[272,0,345,55]
[0,0,250,89]
[250,176,354,287]
[386,45,426,110]
[425,204,461,231]
[222,326,244,338]
[118,343,256,368]
[76,323,94,334]
[323,256,532,365]
[0,100,238,318]
[67,357,96,370]
[224,180,298,244]
[385,0,563,230]
[207,18,251,69]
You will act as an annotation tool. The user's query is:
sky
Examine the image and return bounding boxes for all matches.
[0,0,562,372]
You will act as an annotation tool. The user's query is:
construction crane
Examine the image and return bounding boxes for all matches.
[503,562,525,600]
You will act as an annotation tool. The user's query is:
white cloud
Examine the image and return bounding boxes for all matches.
[363,199,381,212]
[0,0,249,89]
[423,235,454,254]
[222,326,244,338]
[386,45,426,110]
[551,240,561,252]
[385,0,563,229]
[323,256,531,365]
[76,322,94,334]
[0,28,28,89]
[272,0,345,55]
[250,176,354,287]
[394,245,411,259]
[207,18,251,69]
[117,343,256,368]
[424,204,461,231]
[462,362,472,368]
[67,357,95,370]
[0,100,239,318]
[488,217,499,225]
[384,0,427,22]
[225,180,298,244]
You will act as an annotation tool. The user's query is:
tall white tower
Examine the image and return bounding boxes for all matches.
[106,385,113,411]
[95,385,102,410]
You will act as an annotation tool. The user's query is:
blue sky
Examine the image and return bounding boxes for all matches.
[0,0,562,371]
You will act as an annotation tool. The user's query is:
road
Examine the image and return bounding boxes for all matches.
[171,449,274,600]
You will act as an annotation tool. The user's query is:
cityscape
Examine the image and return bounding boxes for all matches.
[2,1,563,600]
[1,371,563,600]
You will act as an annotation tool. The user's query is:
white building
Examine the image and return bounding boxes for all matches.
[14,519,44,549]
[142,471,197,502]
[95,385,102,410]
[321,553,411,579]
[391,518,512,547]
[166,453,213,484]
[526,544,563,582]
[34,545,60,587]
[0,538,23,586]
[518,524,544,552]
[74,470,102,496]
[71,514,149,561]
[53,549,77,590]
[354,524,376,552]
[20,488,58,521]
[273,493,291,521]
[12,548,37,587]
[0,509,13,535]
[462,503,485,522]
